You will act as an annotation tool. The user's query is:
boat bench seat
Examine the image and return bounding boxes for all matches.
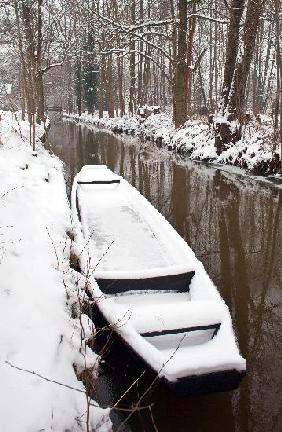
[78,165,121,184]
[96,271,195,294]
[115,300,225,336]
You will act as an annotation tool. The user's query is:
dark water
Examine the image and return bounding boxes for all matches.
[49,120,282,432]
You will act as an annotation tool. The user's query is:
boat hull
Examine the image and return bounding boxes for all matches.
[89,301,245,398]
[167,369,245,397]
[72,165,246,397]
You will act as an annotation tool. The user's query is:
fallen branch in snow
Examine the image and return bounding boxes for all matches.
[87,240,115,279]
[3,359,152,413]
[4,359,100,404]
[3,359,112,431]
[1,186,23,200]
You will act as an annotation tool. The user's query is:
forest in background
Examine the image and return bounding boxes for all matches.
[0,0,282,164]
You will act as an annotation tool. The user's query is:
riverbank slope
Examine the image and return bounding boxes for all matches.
[66,111,281,177]
[0,112,110,432]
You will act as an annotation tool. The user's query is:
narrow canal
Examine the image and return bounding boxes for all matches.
[49,120,282,432]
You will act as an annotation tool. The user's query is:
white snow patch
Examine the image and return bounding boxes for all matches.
[65,111,281,176]
[0,112,111,432]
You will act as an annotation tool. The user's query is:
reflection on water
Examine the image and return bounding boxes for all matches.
[49,121,282,432]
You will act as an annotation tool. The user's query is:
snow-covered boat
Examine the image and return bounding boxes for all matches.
[71,165,246,396]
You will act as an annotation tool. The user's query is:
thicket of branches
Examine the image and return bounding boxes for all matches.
[0,0,282,155]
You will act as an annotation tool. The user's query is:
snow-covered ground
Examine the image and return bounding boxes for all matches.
[66,111,281,177]
[0,112,110,432]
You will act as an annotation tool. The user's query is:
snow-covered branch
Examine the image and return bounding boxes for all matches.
[41,61,63,74]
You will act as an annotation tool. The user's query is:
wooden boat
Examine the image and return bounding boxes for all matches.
[71,165,246,396]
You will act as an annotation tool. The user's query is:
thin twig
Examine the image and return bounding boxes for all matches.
[116,334,186,432]
[1,185,24,200]
[112,371,146,409]
[149,405,159,432]
[46,226,60,268]
[4,359,100,405]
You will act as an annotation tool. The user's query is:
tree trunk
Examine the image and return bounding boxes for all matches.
[214,0,219,110]
[187,2,197,116]
[261,24,273,112]
[76,56,82,117]
[107,54,114,118]
[117,57,125,116]
[98,56,104,118]
[129,0,136,114]
[216,0,263,153]
[275,0,282,167]
[20,69,26,121]
[229,0,264,121]
[221,0,245,112]
[173,0,188,128]
[35,0,45,123]
[137,0,144,107]
[21,1,37,118]
[169,0,177,90]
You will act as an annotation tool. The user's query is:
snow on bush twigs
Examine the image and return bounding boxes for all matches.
[65,111,281,177]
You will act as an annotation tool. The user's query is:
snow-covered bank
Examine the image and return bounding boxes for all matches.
[0,113,110,432]
[65,112,281,177]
